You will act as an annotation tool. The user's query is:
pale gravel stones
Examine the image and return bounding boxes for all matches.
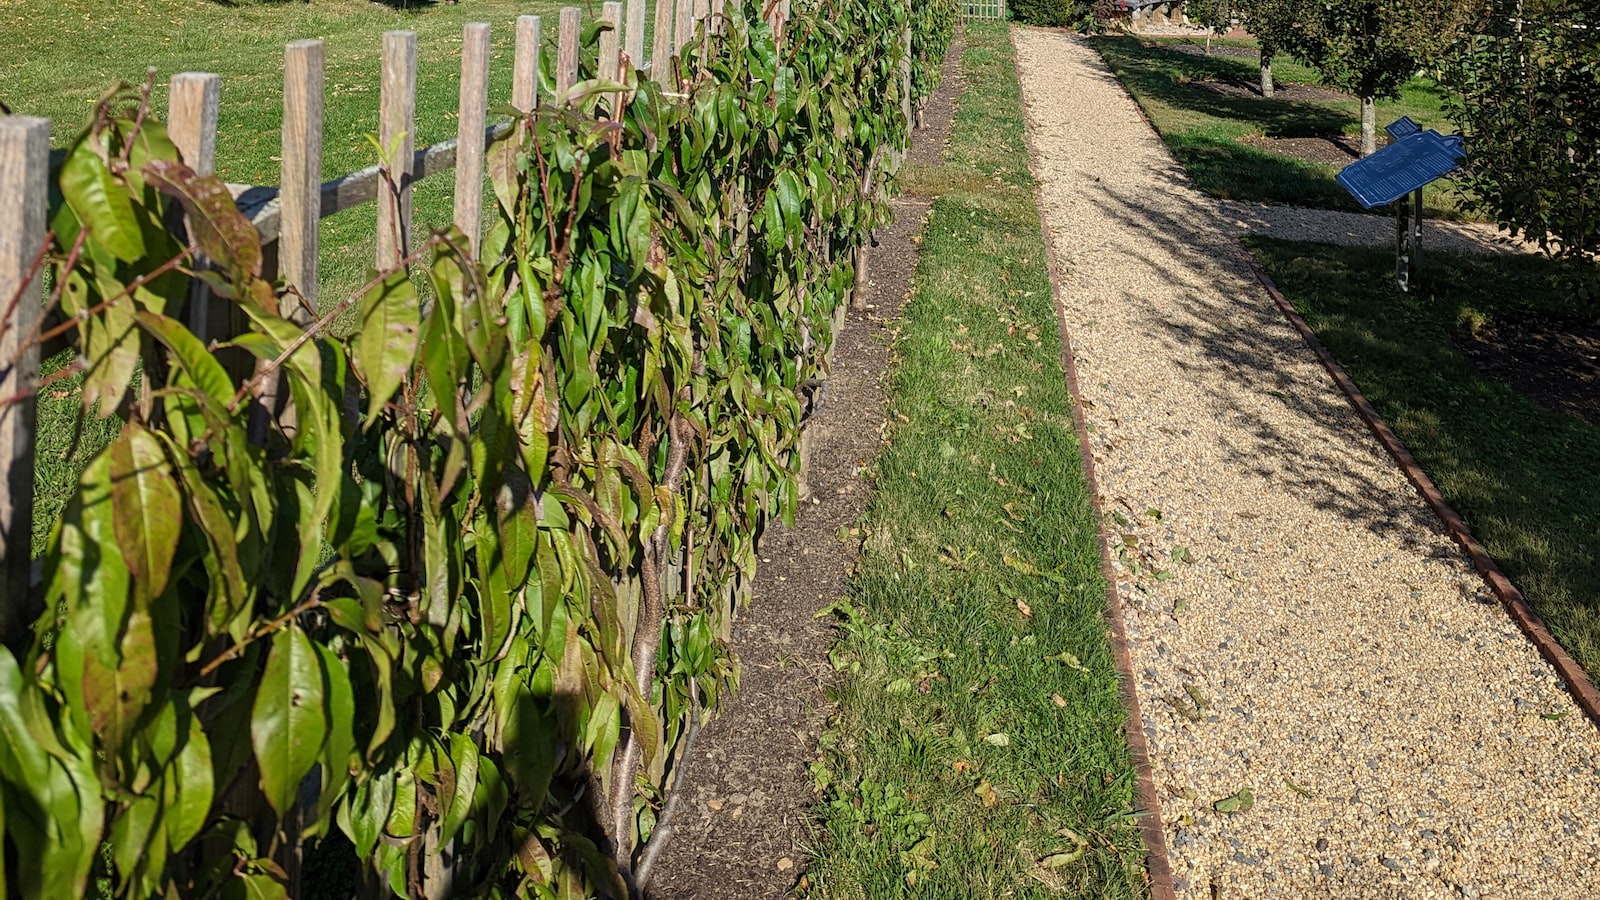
[1213,199,1538,257]
[1011,26,1600,899]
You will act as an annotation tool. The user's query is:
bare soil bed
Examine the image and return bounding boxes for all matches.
[1188,76,1354,104]
[644,37,966,900]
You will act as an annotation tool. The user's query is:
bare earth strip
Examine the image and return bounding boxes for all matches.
[1012,27,1600,900]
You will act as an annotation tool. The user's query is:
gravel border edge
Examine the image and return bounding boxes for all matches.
[1009,24,1179,900]
[1240,238,1600,732]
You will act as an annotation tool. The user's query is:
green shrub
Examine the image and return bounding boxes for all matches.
[1009,0,1072,27]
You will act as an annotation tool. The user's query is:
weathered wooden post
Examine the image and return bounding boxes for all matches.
[625,0,647,70]
[514,15,543,115]
[652,0,676,79]
[599,3,623,117]
[0,116,46,644]
[557,8,582,98]
[281,42,323,323]
[455,23,491,256]
[378,30,417,270]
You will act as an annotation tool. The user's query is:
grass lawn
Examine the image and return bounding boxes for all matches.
[1247,237,1600,679]
[802,21,1148,899]
[4,0,652,552]
[1091,35,1469,219]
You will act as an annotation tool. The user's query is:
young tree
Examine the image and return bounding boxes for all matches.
[1186,0,1236,55]
[1285,0,1478,155]
[1441,0,1600,272]
[1234,0,1312,98]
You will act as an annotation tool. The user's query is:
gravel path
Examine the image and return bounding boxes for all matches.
[1013,27,1600,899]
[1214,199,1536,256]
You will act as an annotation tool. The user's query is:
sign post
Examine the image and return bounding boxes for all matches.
[1335,118,1464,293]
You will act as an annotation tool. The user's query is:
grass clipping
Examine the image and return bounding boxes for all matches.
[802,22,1148,899]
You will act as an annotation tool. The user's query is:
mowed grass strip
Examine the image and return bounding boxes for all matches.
[802,22,1147,899]
[1090,35,1469,219]
[1247,237,1600,678]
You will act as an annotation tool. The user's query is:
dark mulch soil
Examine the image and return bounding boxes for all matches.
[643,36,966,900]
[1459,312,1600,427]
[1239,132,1378,166]
[1162,41,1259,60]
[1189,76,1355,104]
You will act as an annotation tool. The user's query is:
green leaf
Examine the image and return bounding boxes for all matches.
[136,311,234,405]
[355,268,420,426]
[60,137,145,262]
[251,625,329,817]
[144,158,264,278]
[109,424,183,600]
[1213,788,1255,814]
[0,650,101,898]
[163,706,214,851]
[440,733,479,845]
[312,641,357,827]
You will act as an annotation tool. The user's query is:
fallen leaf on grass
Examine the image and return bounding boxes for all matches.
[1045,652,1088,673]
[974,779,1000,808]
[1003,554,1039,576]
[1015,598,1033,618]
[1039,828,1089,867]
[1213,789,1254,814]
[1050,693,1067,707]
[984,733,1010,747]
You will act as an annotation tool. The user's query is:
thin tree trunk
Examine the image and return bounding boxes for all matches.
[1361,96,1377,157]
[1260,54,1273,98]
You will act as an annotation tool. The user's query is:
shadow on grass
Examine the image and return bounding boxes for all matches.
[1094,36,1353,139]
[1169,132,1359,210]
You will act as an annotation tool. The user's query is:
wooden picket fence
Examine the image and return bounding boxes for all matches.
[963,0,1006,20]
[0,0,798,642]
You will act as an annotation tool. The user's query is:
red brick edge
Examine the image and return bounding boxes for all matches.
[1241,241,1600,730]
[1009,27,1179,900]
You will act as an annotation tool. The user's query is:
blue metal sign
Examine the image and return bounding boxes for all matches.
[1385,116,1421,140]
[1336,127,1465,209]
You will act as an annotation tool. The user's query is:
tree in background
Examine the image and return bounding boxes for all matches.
[1442,0,1600,278]
[1235,0,1311,98]
[1186,0,1237,55]
[1280,0,1417,155]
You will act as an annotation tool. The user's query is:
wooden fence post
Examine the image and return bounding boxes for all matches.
[378,30,417,271]
[652,0,675,79]
[675,0,694,57]
[0,116,46,644]
[514,15,542,115]
[557,8,582,98]
[625,0,647,70]
[455,23,491,256]
[168,73,224,341]
[599,3,622,117]
[282,41,323,325]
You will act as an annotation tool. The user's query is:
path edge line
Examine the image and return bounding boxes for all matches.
[1008,24,1177,900]
[1240,239,1600,730]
